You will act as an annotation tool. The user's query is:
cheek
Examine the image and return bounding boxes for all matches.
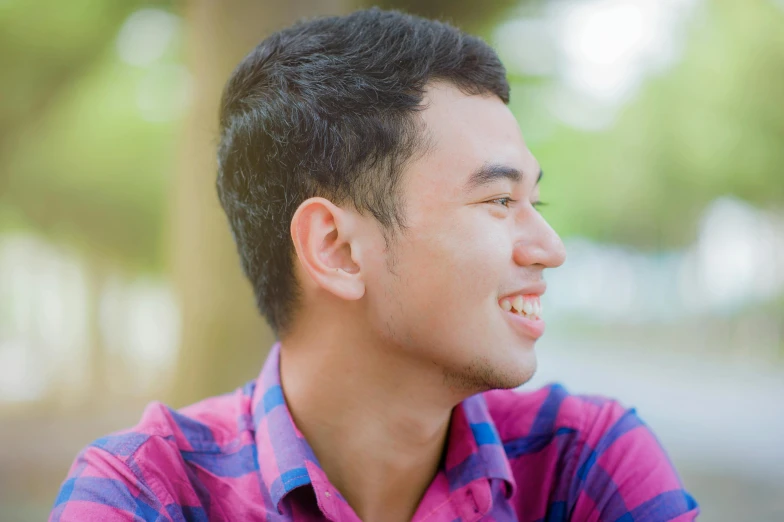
[366,220,515,363]
[399,217,511,311]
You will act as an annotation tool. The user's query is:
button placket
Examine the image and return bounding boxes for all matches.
[312,482,339,521]
[458,488,482,522]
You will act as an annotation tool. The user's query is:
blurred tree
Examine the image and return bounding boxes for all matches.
[168,0,351,406]
[369,0,527,31]
[0,0,170,266]
[534,0,784,248]
[0,0,176,407]
[0,1,149,170]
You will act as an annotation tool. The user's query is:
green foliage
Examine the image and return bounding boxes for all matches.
[0,0,176,271]
[0,0,781,270]
[368,0,531,32]
[531,0,784,248]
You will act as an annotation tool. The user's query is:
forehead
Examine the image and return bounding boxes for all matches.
[406,83,536,196]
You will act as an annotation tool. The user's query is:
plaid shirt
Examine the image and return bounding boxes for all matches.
[50,343,698,521]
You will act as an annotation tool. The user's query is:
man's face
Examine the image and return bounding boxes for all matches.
[360,82,566,393]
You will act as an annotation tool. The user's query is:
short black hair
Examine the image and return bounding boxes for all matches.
[216,7,510,336]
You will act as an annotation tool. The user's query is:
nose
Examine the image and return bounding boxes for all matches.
[512,209,566,269]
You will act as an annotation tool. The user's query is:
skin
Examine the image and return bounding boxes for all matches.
[281,82,566,522]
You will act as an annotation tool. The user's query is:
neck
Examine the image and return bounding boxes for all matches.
[279,319,467,522]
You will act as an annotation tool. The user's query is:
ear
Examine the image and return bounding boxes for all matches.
[290,197,365,301]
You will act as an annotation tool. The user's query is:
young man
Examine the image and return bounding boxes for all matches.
[50,8,699,522]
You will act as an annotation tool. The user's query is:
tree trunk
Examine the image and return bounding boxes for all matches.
[169,0,352,407]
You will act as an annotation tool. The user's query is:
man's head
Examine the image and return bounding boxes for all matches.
[217,8,565,392]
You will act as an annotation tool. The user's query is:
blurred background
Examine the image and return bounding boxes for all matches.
[0,0,782,520]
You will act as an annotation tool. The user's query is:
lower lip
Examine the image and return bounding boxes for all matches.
[502,309,546,340]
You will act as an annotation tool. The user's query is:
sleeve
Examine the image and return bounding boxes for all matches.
[49,445,172,522]
[568,400,700,521]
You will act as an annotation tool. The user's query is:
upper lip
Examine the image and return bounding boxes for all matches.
[499,281,547,301]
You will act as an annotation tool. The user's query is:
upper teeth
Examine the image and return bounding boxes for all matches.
[501,295,542,318]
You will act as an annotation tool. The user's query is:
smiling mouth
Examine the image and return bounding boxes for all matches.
[499,294,542,320]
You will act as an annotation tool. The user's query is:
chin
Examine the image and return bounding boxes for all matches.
[495,359,537,390]
[444,350,537,393]
[487,341,538,387]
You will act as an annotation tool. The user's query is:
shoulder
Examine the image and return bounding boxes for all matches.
[482,382,670,479]
[50,384,256,521]
[95,384,255,462]
[482,384,699,521]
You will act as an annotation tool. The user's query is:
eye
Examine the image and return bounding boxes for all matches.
[489,197,515,208]
[532,201,548,211]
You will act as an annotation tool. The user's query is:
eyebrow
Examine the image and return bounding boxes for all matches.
[463,162,543,193]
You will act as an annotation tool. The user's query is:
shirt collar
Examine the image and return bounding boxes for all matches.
[251,343,516,513]
[445,393,516,499]
[251,343,317,512]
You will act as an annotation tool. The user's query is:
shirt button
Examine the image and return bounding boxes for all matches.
[324,491,331,498]
[466,489,479,513]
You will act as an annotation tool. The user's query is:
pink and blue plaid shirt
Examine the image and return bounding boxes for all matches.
[50,343,698,521]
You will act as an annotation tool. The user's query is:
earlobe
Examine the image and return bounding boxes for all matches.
[290,198,365,301]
